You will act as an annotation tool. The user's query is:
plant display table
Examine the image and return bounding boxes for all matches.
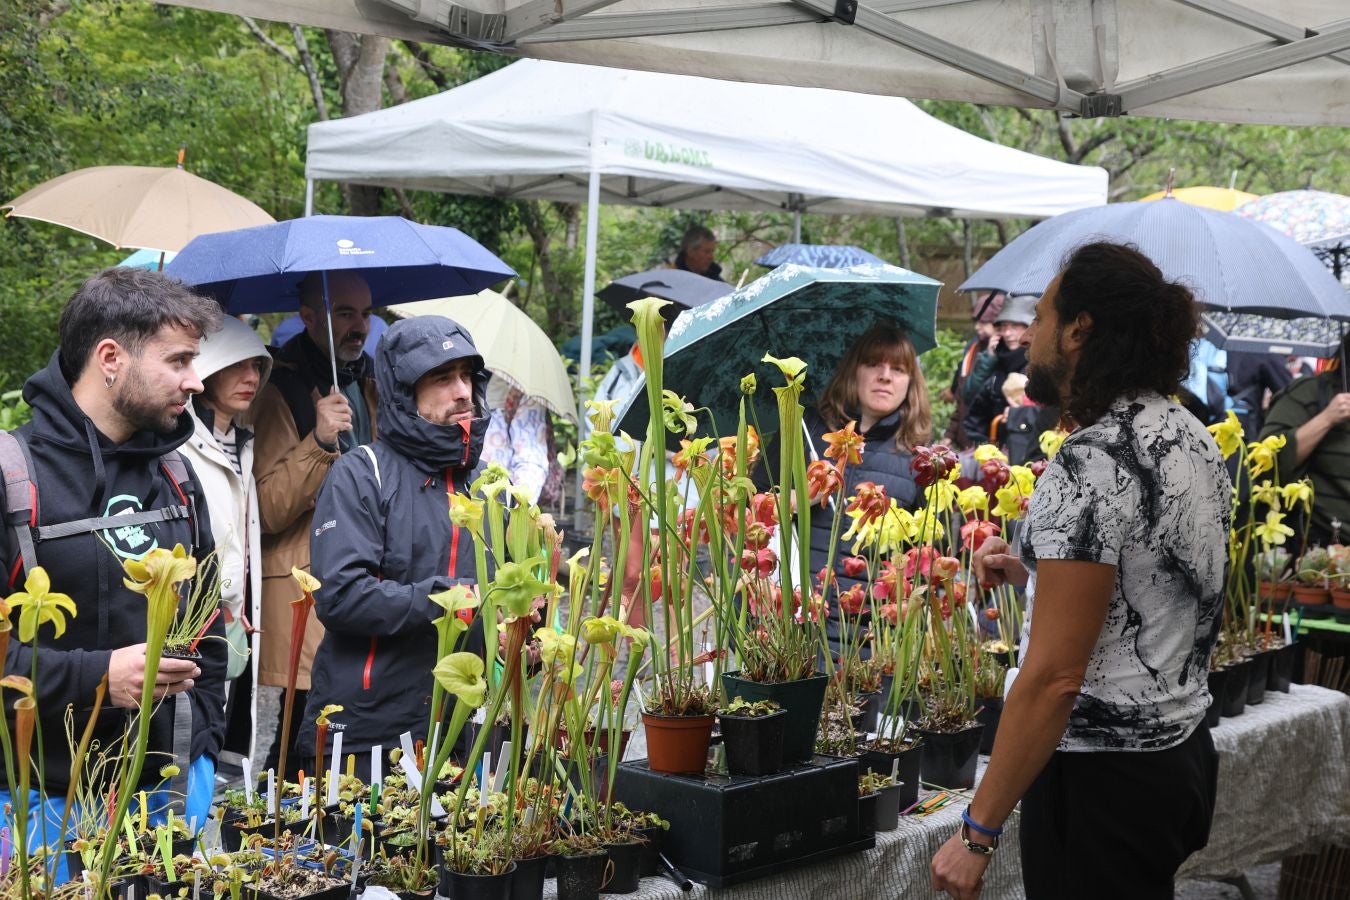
[542,685,1350,899]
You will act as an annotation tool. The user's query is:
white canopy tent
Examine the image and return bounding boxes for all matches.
[165,0,1350,127]
[305,58,1107,426]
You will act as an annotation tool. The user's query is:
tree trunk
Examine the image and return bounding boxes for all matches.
[327,30,390,215]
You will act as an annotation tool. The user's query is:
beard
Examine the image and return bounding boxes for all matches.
[112,368,183,435]
[422,404,474,427]
[1026,357,1069,407]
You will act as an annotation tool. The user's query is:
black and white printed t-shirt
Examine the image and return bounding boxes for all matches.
[1017,392,1232,752]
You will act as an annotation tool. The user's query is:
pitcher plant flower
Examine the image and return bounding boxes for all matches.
[8,566,77,643]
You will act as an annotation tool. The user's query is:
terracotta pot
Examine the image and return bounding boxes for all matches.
[1258,580,1294,601]
[1331,588,1350,610]
[1292,585,1330,606]
[641,713,714,775]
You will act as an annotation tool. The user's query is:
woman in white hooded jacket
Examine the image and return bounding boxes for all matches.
[182,316,272,763]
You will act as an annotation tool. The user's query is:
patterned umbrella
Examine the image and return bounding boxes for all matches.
[1233,190,1350,285]
[1201,311,1347,357]
[755,243,889,268]
[616,263,940,437]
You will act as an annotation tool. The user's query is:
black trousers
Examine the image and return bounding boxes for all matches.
[1020,723,1218,900]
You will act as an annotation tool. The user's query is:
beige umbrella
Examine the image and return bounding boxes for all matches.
[3,160,274,254]
[389,289,577,422]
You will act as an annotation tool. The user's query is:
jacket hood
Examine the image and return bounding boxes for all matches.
[189,318,273,425]
[24,352,194,459]
[194,317,274,385]
[375,315,489,473]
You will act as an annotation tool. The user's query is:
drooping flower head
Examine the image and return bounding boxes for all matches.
[1207,410,1244,459]
[910,444,959,488]
[432,652,487,707]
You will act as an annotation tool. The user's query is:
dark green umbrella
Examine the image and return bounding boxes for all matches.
[616,263,941,438]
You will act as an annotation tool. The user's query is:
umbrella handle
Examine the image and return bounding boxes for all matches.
[322,270,343,453]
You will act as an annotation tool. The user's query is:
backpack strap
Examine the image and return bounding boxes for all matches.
[159,449,200,553]
[0,431,39,584]
[1,433,198,583]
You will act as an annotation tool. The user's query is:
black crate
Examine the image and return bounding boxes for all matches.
[612,755,873,888]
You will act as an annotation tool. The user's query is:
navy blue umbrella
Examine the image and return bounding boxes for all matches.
[959,199,1349,321]
[755,243,888,269]
[165,215,515,314]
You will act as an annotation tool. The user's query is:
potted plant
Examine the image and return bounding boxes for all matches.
[1329,545,1350,609]
[550,832,610,900]
[439,820,516,900]
[857,771,901,836]
[1293,546,1332,605]
[160,550,223,661]
[1254,547,1294,607]
[718,697,786,776]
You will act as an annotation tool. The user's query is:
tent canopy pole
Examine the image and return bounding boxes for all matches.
[575,167,601,516]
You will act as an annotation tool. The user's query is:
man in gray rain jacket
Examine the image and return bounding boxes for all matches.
[298,315,489,758]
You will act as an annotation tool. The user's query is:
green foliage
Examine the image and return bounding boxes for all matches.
[922,328,970,439]
[0,390,32,431]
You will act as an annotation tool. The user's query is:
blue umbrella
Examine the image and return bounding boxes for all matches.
[164,215,515,314]
[755,243,888,269]
[118,248,178,271]
[616,263,940,436]
[959,199,1349,321]
[596,268,731,320]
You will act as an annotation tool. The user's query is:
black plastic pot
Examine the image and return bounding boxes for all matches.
[1205,669,1226,729]
[600,841,642,894]
[914,724,984,790]
[873,783,901,832]
[857,791,879,838]
[1220,658,1251,718]
[1245,650,1271,705]
[508,854,548,900]
[555,850,610,900]
[721,671,828,763]
[633,825,663,878]
[444,861,516,900]
[974,698,1002,754]
[857,690,883,733]
[718,709,787,776]
[1268,642,1299,693]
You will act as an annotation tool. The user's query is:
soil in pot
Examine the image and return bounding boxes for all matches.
[444,861,517,900]
[508,854,548,900]
[914,724,983,790]
[873,783,902,832]
[555,850,611,900]
[1245,650,1272,705]
[1220,658,1250,718]
[248,870,349,900]
[600,841,642,894]
[641,713,714,775]
[161,646,203,663]
[720,671,829,763]
[718,709,787,776]
[975,698,1002,754]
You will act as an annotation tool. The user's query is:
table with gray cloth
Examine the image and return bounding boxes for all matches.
[543,685,1350,899]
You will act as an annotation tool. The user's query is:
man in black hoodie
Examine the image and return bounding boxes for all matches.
[298,315,489,760]
[0,267,226,816]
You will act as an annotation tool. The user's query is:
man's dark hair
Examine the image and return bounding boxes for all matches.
[681,225,715,252]
[1055,241,1199,427]
[59,267,223,383]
